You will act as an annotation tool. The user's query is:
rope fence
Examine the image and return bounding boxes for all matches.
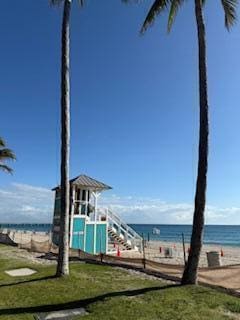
[2,230,240,291]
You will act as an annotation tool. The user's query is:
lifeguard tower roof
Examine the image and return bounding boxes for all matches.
[52,174,112,191]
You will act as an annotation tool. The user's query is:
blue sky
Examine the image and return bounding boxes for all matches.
[1,0,240,224]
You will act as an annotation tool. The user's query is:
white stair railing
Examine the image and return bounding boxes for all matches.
[97,208,142,251]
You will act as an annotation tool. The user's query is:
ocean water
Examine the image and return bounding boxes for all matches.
[0,223,52,233]
[1,223,240,247]
[130,224,240,247]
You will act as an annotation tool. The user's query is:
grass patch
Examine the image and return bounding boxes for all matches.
[0,244,240,319]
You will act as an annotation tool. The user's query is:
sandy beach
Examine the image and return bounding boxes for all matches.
[1,229,240,268]
[120,240,240,267]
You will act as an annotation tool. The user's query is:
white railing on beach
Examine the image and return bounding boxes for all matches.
[97,207,142,251]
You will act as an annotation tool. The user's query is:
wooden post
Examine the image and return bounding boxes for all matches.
[182,233,187,266]
[142,233,146,269]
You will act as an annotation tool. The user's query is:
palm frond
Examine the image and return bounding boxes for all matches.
[0,148,16,161]
[0,164,13,174]
[0,137,6,148]
[141,0,170,33]
[221,0,238,30]
[121,0,143,3]
[167,0,184,32]
[50,0,85,7]
[50,0,64,6]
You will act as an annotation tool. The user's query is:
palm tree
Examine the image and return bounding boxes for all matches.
[51,0,84,277]
[0,137,16,174]
[125,0,238,284]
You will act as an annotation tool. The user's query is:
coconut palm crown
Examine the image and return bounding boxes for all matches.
[50,0,84,6]
[136,0,238,33]
[0,137,16,174]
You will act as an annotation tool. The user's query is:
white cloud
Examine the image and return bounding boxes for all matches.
[0,183,239,224]
[0,183,53,223]
[99,194,240,225]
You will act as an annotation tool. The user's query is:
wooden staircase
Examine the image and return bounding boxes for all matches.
[108,227,132,250]
[97,208,142,251]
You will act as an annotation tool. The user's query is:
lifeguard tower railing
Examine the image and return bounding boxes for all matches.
[97,208,143,251]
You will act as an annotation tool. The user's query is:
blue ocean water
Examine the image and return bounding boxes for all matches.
[130,224,240,247]
[1,223,240,247]
[0,223,52,233]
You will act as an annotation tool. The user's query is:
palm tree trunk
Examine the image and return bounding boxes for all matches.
[56,0,71,277]
[181,0,209,285]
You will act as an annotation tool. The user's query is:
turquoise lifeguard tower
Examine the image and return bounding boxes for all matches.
[52,174,142,254]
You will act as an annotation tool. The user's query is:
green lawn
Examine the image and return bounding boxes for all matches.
[0,245,240,320]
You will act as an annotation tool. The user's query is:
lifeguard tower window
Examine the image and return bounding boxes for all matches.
[74,188,91,216]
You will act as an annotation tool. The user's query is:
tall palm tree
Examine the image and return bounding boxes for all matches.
[0,137,16,174]
[51,0,84,277]
[125,0,238,284]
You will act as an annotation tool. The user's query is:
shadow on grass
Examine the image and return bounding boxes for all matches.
[0,275,57,288]
[0,284,179,316]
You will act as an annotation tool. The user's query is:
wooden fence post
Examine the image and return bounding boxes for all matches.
[182,233,187,266]
[142,233,146,269]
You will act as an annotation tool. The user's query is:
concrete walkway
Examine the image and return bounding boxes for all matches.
[35,308,87,320]
[5,268,37,277]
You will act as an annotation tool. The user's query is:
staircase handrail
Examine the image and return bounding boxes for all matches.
[98,208,142,241]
